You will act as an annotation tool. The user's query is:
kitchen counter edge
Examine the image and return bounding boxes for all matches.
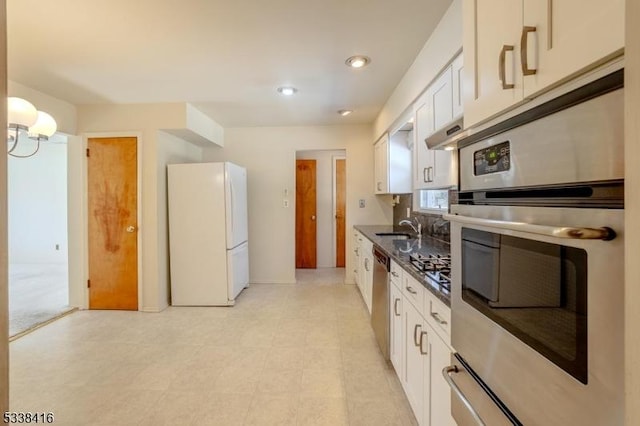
[354,225,451,306]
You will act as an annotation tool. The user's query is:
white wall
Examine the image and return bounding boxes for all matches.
[156,131,203,308]
[626,0,640,423]
[8,140,67,264]
[203,125,392,284]
[373,0,462,139]
[296,150,346,268]
[8,80,77,135]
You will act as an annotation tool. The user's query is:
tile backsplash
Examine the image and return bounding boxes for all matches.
[392,193,451,243]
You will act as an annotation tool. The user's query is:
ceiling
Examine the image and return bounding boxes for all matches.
[7,0,452,128]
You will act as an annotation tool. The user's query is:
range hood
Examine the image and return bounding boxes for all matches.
[424,116,469,149]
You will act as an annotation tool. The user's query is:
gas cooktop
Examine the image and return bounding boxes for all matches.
[409,253,451,293]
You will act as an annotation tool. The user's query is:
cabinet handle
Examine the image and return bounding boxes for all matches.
[520,26,537,75]
[394,298,401,316]
[413,324,422,346]
[420,331,429,355]
[499,45,515,90]
[364,258,370,272]
[391,271,399,278]
[377,182,382,191]
[406,286,417,295]
[423,167,429,183]
[428,167,433,182]
[430,311,448,325]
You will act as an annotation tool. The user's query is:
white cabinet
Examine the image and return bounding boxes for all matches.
[463,0,624,128]
[362,250,373,314]
[413,57,459,191]
[389,263,404,374]
[355,231,374,314]
[389,266,454,426]
[374,134,389,194]
[403,299,428,426]
[428,324,456,426]
[353,230,361,286]
[452,53,464,119]
[374,131,412,195]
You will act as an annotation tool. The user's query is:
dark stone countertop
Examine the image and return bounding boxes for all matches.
[354,225,451,306]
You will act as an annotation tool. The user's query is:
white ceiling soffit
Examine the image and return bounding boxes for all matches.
[7,0,453,128]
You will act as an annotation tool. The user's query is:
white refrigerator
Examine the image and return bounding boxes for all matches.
[167,162,249,306]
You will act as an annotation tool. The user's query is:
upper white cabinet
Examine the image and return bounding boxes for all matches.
[463,0,624,128]
[374,131,411,195]
[413,55,460,191]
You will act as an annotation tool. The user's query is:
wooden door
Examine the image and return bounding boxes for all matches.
[87,137,138,310]
[296,160,316,268]
[335,159,346,267]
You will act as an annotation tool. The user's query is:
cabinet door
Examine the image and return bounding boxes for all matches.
[363,253,373,314]
[431,150,457,189]
[429,65,453,132]
[429,327,455,426]
[374,135,389,194]
[452,54,464,119]
[390,283,404,374]
[353,231,361,286]
[463,0,523,127]
[403,301,428,425]
[413,94,435,190]
[522,0,624,98]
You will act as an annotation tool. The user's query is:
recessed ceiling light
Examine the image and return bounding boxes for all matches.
[338,110,353,116]
[277,86,298,96]
[444,146,456,151]
[345,55,371,69]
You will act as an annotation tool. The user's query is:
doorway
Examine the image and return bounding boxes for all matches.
[7,134,71,337]
[295,150,346,282]
[87,137,139,310]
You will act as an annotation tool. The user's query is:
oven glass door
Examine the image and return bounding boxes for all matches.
[461,228,588,383]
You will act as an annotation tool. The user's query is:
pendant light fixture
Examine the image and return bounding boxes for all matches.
[7,97,58,158]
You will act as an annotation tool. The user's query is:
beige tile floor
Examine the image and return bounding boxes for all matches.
[9,272,418,426]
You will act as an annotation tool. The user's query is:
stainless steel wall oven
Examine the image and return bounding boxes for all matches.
[443,69,625,425]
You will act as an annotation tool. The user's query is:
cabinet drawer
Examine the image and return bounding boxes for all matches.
[425,292,451,346]
[402,274,425,313]
[390,261,403,288]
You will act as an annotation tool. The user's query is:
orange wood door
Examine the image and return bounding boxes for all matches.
[296,160,317,268]
[87,137,138,310]
[335,159,346,267]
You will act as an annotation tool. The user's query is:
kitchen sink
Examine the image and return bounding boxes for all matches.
[375,232,412,240]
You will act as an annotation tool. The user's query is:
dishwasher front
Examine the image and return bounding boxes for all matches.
[371,245,390,360]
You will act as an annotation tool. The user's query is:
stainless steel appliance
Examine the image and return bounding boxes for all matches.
[371,245,390,360]
[443,69,625,425]
[409,253,452,294]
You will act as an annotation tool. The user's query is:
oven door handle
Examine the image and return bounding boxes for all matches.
[443,365,486,426]
[443,213,616,241]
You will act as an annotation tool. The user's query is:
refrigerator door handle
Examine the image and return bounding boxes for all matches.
[229,180,235,237]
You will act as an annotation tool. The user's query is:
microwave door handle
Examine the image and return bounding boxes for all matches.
[443,213,615,241]
[443,366,487,426]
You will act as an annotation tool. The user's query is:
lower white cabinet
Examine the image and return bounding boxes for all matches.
[389,261,455,426]
[353,230,361,286]
[354,229,373,314]
[403,298,429,426]
[390,279,404,372]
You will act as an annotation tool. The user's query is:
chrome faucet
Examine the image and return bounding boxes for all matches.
[399,218,422,236]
